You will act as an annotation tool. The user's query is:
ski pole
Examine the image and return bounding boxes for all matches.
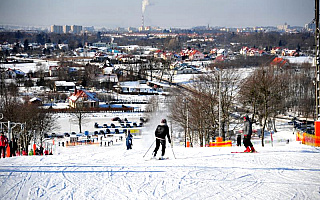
[143,140,156,158]
[171,145,176,159]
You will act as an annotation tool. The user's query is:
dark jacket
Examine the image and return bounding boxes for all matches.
[126,133,132,147]
[155,124,171,143]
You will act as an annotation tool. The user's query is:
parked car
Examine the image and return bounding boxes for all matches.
[64,133,70,137]
[133,122,137,127]
[111,123,116,128]
[94,122,99,128]
[112,117,120,121]
[103,124,108,128]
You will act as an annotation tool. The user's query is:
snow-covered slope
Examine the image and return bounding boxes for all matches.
[0,120,319,200]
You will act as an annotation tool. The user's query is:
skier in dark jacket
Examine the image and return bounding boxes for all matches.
[243,115,256,152]
[152,119,171,159]
[126,132,133,150]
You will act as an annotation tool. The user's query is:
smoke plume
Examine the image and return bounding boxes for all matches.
[142,0,150,13]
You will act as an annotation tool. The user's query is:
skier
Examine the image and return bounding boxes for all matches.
[0,132,8,158]
[9,137,18,157]
[236,134,241,146]
[126,132,133,150]
[152,119,171,159]
[243,115,256,152]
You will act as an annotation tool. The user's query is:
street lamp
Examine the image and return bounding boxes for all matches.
[183,98,189,147]
[214,67,222,138]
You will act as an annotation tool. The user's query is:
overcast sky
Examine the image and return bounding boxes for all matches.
[0,0,315,29]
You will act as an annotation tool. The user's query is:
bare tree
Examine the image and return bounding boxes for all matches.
[238,66,288,146]
[69,104,89,133]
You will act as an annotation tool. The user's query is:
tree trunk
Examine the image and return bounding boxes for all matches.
[261,117,267,147]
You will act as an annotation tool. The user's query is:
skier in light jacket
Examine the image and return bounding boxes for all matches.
[243,115,256,152]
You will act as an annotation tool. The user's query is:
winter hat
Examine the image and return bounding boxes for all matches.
[161,119,167,125]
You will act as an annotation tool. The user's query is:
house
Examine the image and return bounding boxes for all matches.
[240,47,249,55]
[270,47,282,55]
[68,89,99,109]
[54,81,76,92]
[174,63,200,74]
[282,49,298,56]
[7,68,25,78]
[189,50,205,61]
[161,52,174,60]
[29,97,42,105]
[270,57,288,68]
[217,49,228,57]
[49,66,59,77]
[114,80,167,95]
[214,55,225,63]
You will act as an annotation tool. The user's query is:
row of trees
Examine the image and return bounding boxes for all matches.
[167,62,314,147]
[0,67,57,152]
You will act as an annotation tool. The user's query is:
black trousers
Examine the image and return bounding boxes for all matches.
[153,139,166,156]
[0,146,6,158]
[243,135,253,148]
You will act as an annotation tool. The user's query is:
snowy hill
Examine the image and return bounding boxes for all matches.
[0,119,319,200]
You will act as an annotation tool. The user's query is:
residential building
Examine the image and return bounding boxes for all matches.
[51,25,63,34]
[68,89,99,108]
[71,25,82,34]
[63,25,71,33]
[54,81,75,92]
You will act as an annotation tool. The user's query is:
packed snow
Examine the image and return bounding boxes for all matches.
[0,112,319,200]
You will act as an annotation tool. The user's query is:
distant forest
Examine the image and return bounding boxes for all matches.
[0,31,315,55]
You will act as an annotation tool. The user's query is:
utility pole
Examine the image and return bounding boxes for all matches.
[316,0,320,119]
[218,70,221,138]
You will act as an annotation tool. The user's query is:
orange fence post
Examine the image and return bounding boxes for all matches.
[315,121,320,147]
[6,146,10,157]
[216,137,223,142]
[186,141,190,147]
[33,143,36,155]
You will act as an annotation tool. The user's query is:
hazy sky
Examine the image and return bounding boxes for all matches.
[0,0,315,28]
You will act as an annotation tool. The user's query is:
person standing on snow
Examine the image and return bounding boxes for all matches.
[243,115,256,152]
[152,119,171,159]
[0,132,8,158]
[126,131,133,150]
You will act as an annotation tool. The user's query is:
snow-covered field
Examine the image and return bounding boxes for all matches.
[0,116,319,200]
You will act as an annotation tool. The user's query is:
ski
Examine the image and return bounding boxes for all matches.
[145,157,169,161]
[158,157,169,160]
[231,151,258,153]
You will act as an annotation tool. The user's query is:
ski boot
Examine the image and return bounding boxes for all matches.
[244,147,251,152]
[250,146,256,153]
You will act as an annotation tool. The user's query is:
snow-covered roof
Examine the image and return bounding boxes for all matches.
[55,81,75,87]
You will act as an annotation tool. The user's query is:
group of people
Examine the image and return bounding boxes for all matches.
[127,115,255,157]
[0,132,18,158]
